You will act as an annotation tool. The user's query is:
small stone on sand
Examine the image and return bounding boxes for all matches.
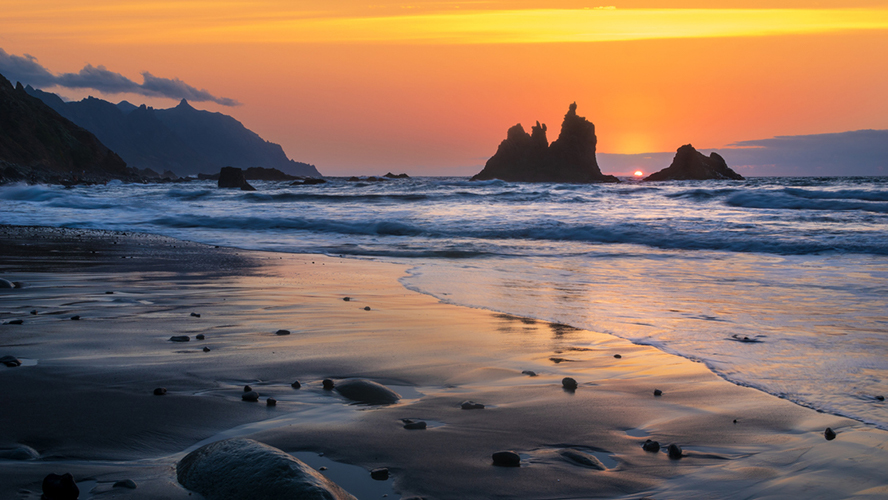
[191,312,201,318]
[403,419,427,430]
[5,319,23,325]
[654,389,663,396]
[70,315,80,320]
[492,451,521,467]
[642,440,660,452]
[153,387,167,395]
[343,297,351,301]
[196,334,205,340]
[667,444,683,459]
[170,335,190,342]
[876,395,885,401]
[364,306,371,311]
[461,401,484,410]
[244,385,252,392]
[113,479,137,489]
[323,379,335,390]
[370,468,389,480]
[203,346,211,352]
[614,354,622,359]
[267,397,277,406]
[42,472,79,500]
[105,291,114,294]
[275,329,291,335]
[562,377,578,390]
[1,355,22,367]
[242,390,259,402]
[30,310,37,315]
[0,278,13,289]
[291,381,301,389]
[824,427,837,440]
[522,370,537,377]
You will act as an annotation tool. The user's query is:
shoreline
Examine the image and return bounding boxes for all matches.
[1,224,887,499]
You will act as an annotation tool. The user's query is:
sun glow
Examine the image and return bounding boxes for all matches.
[633,170,644,177]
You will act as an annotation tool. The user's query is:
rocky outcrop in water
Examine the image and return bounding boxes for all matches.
[218,167,256,191]
[643,144,744,181]
[471,103,619,183]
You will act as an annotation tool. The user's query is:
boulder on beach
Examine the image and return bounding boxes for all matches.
[492,451,521,467]
[643,144,744,181]
[559,449,606,470]
[217,166,256,191]
[334,379,400,405]
[0,278,13,288]
[42,472,79,500]
[177,438,357,500]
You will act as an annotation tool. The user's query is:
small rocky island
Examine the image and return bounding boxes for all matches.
[471,103,619,183]
[643,144,744,181]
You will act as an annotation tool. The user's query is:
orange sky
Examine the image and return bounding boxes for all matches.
[2,1,887,175]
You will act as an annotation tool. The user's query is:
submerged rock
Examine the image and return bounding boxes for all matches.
[560,449,606,470]
[1,355,22,367]
[492,451,521,467]
[177,438,357,500]
[334,379,400,405]
[461,401,485,410]
[521,370,538,377]
[402,419,427,430]
[113,479,137,489]
[217,166,256,191]
[472,103,619,184]
[42,472,79,500]
[643,144,744,181]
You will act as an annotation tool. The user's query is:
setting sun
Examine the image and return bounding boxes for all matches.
[634,170,644,177]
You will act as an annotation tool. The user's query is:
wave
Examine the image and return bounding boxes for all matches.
[726,192,888,213]
[149,215,425,237]
[782,187,888,202]
[0,184,65,202]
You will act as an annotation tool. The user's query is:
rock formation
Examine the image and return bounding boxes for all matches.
[643,144,744,181]
[471,103,619,183]
[217,166,256,191]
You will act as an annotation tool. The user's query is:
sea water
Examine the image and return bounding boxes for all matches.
[2,176,887,429]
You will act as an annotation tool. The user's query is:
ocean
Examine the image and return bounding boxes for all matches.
[2,176,887,430]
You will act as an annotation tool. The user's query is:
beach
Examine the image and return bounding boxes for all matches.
[1,224,886,499]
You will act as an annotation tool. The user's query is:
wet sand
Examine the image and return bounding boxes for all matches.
[1,225,886,499]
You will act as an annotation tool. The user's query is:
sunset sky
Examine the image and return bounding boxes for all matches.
[2,1,887,175]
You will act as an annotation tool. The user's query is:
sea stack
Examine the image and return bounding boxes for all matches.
[217,166,256,191]
[643,144,744,181]
[471,103,619,183]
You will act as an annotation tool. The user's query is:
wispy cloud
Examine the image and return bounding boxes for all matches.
[0,48,239,106]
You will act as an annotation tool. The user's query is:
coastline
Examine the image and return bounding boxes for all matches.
[1,225,886,499]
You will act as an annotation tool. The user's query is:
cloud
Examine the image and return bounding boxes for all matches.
[0,48,239,106]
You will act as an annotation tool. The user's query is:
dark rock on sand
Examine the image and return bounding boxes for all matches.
[642,439,660,453]
[170,335,190,342]
[335,379,401,405]
[492,451,521,467]
[0,278,13,288]
[267,397,277,406]
[275,329,291,335]
[363,306,371,311]
[31,309,38,315]
[562,377,578,390]
[461,401,485,410]
[403,419,427,430]
[291,380,302,389]
[643,144,744,181]
[323,379,335,390]
[667,444,683,459]
[560,449,606,470]
[196,334,205,340]
[242,391,259,402]
[614,354,622,359]
[70,315,80,320]
[824,427,837,440]
[244,385,253,392]
[203,346,211,352]
[177,438,357,500]
[218,166,256,191]
[522,370,538,377]
[370,468,389,480]
[342,297,351,301]
[1,355,22,367]
[654,389,663,396]
[113,479,137,489]
[472,103,619,183]
[191,312,201,318]
[153,387,167,395]
[877,395,885,401]
[0,444,39,460]
[42,472,79,500]
[4,319,23,325]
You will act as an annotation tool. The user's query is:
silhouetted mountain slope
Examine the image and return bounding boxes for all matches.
[25,89,320,177]
[0,73,131,184]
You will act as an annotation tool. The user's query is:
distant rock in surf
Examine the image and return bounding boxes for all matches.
[471,103,619,183]
[218,166,256,191]
[383,172,410,179]
[643,144,744,181]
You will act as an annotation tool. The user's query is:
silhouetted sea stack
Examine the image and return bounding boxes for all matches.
[643,144,744,181]
[218,166,256,191]
[472,103,619,183]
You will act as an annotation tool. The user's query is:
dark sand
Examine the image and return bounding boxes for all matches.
[1,225,886,499]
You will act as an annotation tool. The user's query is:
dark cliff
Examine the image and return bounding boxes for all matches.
[643,144,744,181]
[471,103,618,183]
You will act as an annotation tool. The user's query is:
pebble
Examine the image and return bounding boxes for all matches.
[275,329,291,335]
[614,354,622,359]
[370,467,389,480]
[562,377,578,390]
[0,278,13,289]
[492,451,521,467]
[30,310,37,315]
[244,385,252,392]
[105,291,114,294]
[113,479,137,489]
[642,439,660,453]
[343,297,351,301]
[363,306,371,311]
[5,319,23,325]
[653,389,663,396]
[521,370,537,377]
[267,397,277,406]
[170,335,190,342]
[319,466,327,471]
[403,419,427,430]
[1,355,22,367]
[824,427,837,440]
[196,334,205,340]
[461,401,484,410]
[153,387,167,395]
[322,379,335,390]
[191,312,201,318]
[291,380,301,389]
[876,395,885,401]
[667,444,683,459]
[203,347,211,352]
[70,315,80,320]
[42,472,79,500]
[242,391,259,402]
